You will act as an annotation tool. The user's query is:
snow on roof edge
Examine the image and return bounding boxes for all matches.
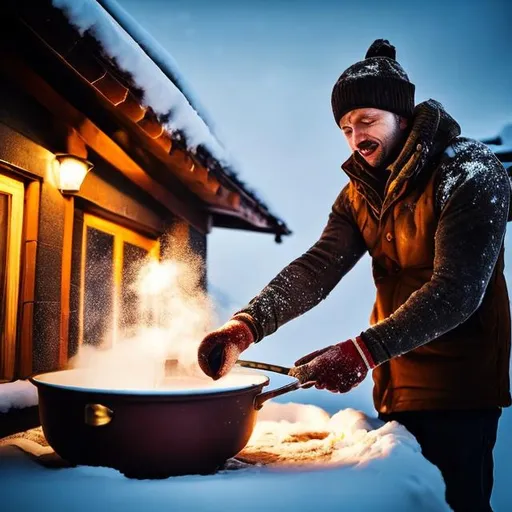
[52,0,230,167]
[50,0,288,233]
[96,0,217,136]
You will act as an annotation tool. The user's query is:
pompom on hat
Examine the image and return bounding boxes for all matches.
[331,39,415,125]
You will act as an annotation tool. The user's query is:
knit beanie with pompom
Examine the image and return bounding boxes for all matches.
[331,39,415,125]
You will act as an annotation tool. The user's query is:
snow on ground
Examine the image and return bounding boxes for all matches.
[280,384,512,511]
[0,380,37,413]
[3,375,512,509]
[0,396,449,512]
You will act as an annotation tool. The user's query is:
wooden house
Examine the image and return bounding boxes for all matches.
[0,0,290,385]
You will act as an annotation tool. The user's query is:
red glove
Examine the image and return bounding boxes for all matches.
[197,319,254,380]
[288,336,375,393]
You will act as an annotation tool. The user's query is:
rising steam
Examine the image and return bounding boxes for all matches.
[69,229,218,389]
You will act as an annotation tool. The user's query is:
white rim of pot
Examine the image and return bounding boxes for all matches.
[30,368,272,396]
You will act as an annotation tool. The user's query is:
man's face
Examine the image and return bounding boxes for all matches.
[339,108,408,168]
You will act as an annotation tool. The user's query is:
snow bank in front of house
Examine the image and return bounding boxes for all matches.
[0,381,38,413]
[0,401,450,511]
[244,402,441,471]
[52,0,229,165]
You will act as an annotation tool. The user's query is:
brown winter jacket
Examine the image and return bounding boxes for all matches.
[234,99,512,413]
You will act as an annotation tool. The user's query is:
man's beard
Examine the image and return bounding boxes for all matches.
[360,131,408,169]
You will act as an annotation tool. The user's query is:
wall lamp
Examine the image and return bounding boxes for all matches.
[54,153,93,194]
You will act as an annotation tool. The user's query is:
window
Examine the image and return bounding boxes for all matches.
[79,214,159,348]
[0,174,23,380]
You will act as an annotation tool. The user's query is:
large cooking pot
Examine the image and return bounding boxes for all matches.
[29,365,301,478]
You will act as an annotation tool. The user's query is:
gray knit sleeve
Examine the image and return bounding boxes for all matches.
[233,187,367,341]
[362,142,511,363]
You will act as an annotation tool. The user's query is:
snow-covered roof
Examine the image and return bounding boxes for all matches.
[9,0,289,239]
[53,0,225,165]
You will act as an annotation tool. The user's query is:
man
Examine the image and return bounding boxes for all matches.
[197,39,511,511]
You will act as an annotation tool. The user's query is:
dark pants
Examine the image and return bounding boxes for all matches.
[379,408,501,512]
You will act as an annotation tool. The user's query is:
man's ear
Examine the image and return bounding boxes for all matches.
[399,116,409,130]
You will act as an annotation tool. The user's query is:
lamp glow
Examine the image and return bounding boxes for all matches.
[55,154,93,193]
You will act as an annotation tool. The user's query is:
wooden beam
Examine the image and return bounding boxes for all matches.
[13,23,244,213]
[1,50,210,234]
[4,12,288,237]
[18,179,40,377]
[58,195,73,367]
[0,173,24,379]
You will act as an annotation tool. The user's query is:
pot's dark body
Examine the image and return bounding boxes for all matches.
[35,381,266,478]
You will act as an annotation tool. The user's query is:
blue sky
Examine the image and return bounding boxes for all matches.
[115,0,512,507]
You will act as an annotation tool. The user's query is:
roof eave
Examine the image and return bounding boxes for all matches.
[10,0,290,239]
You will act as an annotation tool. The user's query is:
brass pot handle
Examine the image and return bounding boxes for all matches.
[85,403,114,427]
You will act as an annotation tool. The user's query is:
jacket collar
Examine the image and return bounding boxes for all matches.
[341,99,461,216]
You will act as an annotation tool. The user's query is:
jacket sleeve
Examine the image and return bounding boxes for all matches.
[362,145,511,363]
[233,186,367,342]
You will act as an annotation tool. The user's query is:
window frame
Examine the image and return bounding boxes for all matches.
[0,174,24,380]
[78,213,160,348]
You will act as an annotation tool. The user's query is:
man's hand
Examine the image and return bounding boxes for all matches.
[288,336,375,393]
[197,320,255,380]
